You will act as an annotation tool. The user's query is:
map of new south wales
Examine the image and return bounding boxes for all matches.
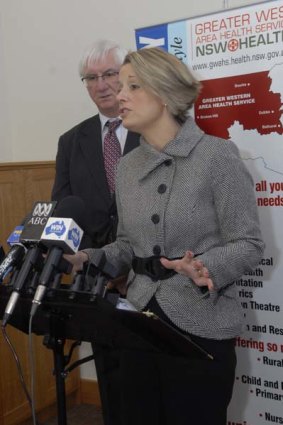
[195,69,283,139]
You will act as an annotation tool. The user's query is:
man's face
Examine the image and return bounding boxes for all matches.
[83,52,121,117]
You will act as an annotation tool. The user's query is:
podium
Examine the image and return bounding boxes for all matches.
[0,285,211,425]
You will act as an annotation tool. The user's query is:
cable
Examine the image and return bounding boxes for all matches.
[28,315,41,425]
[1,325,33,407]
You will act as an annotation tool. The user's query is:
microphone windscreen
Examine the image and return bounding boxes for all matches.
[54,196,86,230]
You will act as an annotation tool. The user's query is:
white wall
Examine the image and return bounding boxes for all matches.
[0,0,268,162]
[0,0,269,378]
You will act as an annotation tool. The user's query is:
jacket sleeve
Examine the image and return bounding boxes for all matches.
[51,134,72,201]
[199,140,265,291]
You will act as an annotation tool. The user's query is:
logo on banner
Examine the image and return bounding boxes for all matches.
[135,24,168,50]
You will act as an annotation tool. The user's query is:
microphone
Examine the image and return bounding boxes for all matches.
[1,246,44,327]
[7,226,24,246]
[1,223,26,284]
[30,196,85,317]
[68,250,118,301]
[0,216,32,284]
[86,249,119,299]
[0,246,5,263]
[1,201,57,325]
[0,244,27,283]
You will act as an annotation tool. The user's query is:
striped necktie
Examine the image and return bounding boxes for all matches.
[103,119,122,194]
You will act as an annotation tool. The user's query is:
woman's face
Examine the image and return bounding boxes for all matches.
[117,63,165,134]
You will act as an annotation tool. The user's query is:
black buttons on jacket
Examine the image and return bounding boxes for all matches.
[151,214,160,224]
[158,184,167,194]
[164,159,172,166]
[153,245,161,256]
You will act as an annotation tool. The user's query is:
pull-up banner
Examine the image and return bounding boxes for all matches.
[136,1,283,424]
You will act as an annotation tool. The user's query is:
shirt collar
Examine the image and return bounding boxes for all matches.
[99,112,122,130]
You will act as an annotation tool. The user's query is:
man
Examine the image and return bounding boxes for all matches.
[51,40,139,425]
[52,39,139,248]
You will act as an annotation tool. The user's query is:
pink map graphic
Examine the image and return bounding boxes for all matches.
[195,71,283,139]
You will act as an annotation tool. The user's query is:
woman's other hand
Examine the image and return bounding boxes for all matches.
[160,251,214,291]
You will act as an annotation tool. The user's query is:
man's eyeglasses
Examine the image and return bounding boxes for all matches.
[81,70,119,86]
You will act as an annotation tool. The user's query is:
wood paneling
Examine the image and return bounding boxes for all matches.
[0,162,80,425]
[79,379,101,407]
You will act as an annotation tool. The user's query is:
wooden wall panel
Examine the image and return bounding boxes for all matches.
[0,162,80,425]
[0,162,55,252]
[0,170,26,249]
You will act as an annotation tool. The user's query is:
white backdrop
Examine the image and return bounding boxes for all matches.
[0,0,268,162]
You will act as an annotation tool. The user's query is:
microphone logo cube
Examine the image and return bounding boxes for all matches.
[67,228,81,249]
[7,226,24,246]
[41,218,83,253]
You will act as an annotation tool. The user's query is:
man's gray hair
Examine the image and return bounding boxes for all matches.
[79,39,128,77]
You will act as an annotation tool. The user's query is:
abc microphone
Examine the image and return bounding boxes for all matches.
[1,201,57,326]
[20,201,57,245]
[30,196,85,317]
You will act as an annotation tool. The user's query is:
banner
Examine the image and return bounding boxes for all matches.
[136,1,283,424]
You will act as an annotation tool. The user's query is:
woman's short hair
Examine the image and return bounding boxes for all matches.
[79,39,128,77]
[123,47,201,123]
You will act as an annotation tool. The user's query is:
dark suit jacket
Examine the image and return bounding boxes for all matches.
[51,114,140,248]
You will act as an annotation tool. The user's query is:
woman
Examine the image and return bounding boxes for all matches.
[69,47,264,425]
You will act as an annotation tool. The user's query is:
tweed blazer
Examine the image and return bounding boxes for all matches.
[87,117,264,339]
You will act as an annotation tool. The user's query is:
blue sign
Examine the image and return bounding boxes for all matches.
[135,24,168,50]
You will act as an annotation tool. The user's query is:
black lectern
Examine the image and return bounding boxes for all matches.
[0,285,211,425]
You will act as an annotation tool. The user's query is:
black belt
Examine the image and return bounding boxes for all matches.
[132,256,178,281]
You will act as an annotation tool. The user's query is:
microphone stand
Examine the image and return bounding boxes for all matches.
[38,261,112,425]
[41,308,84,425]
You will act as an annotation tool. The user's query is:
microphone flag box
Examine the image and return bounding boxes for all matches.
[40,218,83,254]
[20,201,57,244]
[7,226,24,246]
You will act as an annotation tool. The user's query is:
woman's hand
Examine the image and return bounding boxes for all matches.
[64,251,89,273]
[160,251,214,291]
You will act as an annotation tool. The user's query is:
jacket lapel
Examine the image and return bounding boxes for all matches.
[78,115,111,204]
[78,118,140,205]
[124,130,140,155]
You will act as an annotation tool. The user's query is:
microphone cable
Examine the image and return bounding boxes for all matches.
[0,324,33,412]
[1,318,43,425]
[28,314,40,425]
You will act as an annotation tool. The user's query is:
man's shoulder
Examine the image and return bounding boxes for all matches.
[60,114,100,140]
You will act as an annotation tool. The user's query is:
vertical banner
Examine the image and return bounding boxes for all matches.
[136,1,283,424]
